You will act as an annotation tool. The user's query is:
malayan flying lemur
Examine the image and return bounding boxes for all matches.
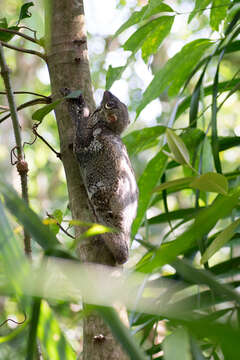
[66,90,138,264]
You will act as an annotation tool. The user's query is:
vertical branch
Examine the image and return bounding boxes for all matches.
[0,43,31,257]
[46,0,129,358]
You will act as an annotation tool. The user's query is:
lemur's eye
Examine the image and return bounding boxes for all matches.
[104,102,114,109]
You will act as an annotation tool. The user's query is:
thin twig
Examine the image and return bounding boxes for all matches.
[0,27,38,44]
[46,212,75,239]
[32,124,61,159]
[0,312,27,328]
[0,97,51,123]
[0,90,51,99]
[18,26,37,41]
[0,42,31,257]
[0,41,46,60]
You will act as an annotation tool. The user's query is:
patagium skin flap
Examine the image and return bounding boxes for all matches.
[67,90,138,264]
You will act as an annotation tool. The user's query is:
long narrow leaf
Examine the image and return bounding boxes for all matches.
[0,182,58,250]
[201,219,240,264]
[115,2,173,37]
[38,300,76,360]
[131,151,168,238]
[176,79,240,120]
[211,50,224,173]
[123,125,166,157]
[163,328,192,360]
[166,129,191,166]
[136,190,240,272]
[172,258,240,304]
[136,39,213,116]
[189,63,208,128]
[148,207,203,224]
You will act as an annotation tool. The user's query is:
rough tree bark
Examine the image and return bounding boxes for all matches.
[46,0,128,359]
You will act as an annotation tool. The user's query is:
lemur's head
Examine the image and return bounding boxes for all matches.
[100,91,129,135]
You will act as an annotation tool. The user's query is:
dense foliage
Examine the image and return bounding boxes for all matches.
[0,0,240,359]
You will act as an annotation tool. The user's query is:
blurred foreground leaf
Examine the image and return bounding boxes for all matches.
[96,306,147,360]
[163,327,192,360]
[38,300,76,360]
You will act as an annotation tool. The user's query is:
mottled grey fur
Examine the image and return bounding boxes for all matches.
[66,90,138,264]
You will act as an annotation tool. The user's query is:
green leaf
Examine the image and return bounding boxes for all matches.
[0,320,28,344]
[218,136,240,152]
[148,207,203,225]
[201,219,240,264]
[153,176,195,193]
[176,79,240,120]
[122,125,166,156]
[32,99,62,122]
[210,0,231,31]
[166,128,190,166]
[18,2,34,23]
[105,65,126,90]
[141,1,173,20]
[96,306,147,360]
[0,21,19,42]
[190,338,207,360]
[0,17,8,28]
[0,182,59,251]
[189,81,201,128]
[83,224,113,237]
[183,317,240,360]
[124,16,174,63]
[211,50,224,174]
[114,2,173,37]
[172,258,240,304]
[163,328,192,360]
[190,172,228,195]
[46,209,63,236]
[136,190,240,272]
[189,64,207,128]
[26,298,41,360]
[188,0,212,23]
[201,137,214,173]
[115,6,148,37]
[224,8,240,36]
[132,151,168,238]
[136,39,213,116]
[52,209,63,223]
[38,300,76,360]
[224,4,240,32]
[0,197,27,292]
[142,16,174,62]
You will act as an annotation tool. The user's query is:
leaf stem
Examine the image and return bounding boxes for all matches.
[0,98,51,124]
[0,27,39,44]
[0,90,50,99]
[0,41,46,60]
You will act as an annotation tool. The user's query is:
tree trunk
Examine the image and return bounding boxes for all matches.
[46,0,128,359]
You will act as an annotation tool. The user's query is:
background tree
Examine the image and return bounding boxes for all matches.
[0,0,240,359]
